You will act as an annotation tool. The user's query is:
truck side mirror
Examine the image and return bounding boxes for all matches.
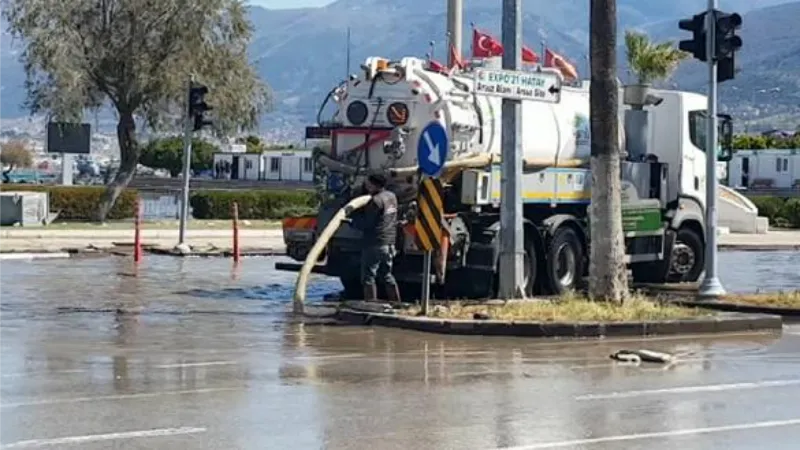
[717,113,733,162]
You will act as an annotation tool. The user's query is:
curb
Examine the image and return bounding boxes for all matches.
[335,309,783,338]
[146,247,284,257]
[719,245,800,252]
[0,252,72,260]
[673,300,800,318]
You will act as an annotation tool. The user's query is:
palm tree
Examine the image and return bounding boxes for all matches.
[624,30,688,86]
[589,0,628,303]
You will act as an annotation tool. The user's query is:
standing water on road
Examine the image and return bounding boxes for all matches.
[1,251,800,449]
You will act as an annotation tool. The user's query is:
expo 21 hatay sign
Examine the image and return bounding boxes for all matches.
[474,68,561,103]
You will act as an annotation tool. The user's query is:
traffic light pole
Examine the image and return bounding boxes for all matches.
[178,78,193,247]
[699,0,726,298]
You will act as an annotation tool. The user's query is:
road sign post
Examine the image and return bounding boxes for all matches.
[415,123,448,313]
[413,177,445,315]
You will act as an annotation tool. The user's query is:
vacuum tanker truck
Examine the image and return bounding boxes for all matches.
[276,55,734,300]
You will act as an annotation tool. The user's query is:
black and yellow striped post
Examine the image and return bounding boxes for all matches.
[413,177,445,313]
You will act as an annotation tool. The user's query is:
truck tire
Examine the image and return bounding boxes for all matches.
[544,226,584,295]
[666,227,705,283]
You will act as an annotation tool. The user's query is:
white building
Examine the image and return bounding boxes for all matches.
[727,149,800,189]
[212,149,315,182]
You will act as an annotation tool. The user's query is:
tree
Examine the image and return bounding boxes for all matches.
[624,30,688,85]
[238,134,265,153]
[3,0,272,220]
[1,140,34,182]
[589,0,628,302]
[139,136,219,177]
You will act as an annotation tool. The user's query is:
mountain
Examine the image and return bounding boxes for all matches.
[244,0,800,134]
[2,0,798,138]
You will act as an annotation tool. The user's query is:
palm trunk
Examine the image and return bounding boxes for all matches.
[96,110,139,221]
[589,0,628,302]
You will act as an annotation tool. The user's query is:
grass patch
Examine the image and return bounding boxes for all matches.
[401,292,711,322]
[723,290,800,308]
[44,219,282,230]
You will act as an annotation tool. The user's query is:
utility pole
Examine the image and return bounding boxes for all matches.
[446,0,462,67]
[178,78,193,248]
[498,0,525,299]
[698,0,725,298]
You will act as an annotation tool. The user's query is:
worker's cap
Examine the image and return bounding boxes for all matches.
[367,174,388,188]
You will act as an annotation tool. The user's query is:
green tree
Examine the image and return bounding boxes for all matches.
[3,0,272,220]
[0,140,34,182]
[624,30,688,85]
[139,136,219,177]
[238,134,265,153]
[589,0,628,303]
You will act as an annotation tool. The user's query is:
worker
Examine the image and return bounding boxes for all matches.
[349,174,402,303]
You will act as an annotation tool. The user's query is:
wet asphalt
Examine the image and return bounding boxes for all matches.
[2,254,800,449]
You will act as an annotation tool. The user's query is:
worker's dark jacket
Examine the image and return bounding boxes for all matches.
[351,189,398,247]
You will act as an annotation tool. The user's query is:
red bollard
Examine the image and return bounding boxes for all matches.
[133,197,142,263]
[232,202,240,263]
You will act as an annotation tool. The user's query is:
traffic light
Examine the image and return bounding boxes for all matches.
[714,11,742,83]
[678,12,708,62]
[188,84,213,131]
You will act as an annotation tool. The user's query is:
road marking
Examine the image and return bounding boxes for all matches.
[494,418,800,449]
[292,353,365,361]
[575,378,800,400]
[153,361,238,369]
[0,426,206,448]
[0,387,240,408]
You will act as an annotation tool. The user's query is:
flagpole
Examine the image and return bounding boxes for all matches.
[345,27,351,79]
[469,22,475,62]
[541,39,546,66]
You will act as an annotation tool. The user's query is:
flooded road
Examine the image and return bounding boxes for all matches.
[2,252,800,449]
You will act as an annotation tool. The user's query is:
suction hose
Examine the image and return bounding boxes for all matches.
[292,194,372,315]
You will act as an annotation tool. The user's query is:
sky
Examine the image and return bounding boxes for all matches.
[251,0,334,8]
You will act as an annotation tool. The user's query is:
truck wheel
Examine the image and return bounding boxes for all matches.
[544,227,584,295]
[666,227,705,283]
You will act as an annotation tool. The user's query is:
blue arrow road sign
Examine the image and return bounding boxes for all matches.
[417,121,449,177]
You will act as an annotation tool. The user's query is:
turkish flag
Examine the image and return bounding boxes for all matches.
[522,45,539,63]
[472,29,503,58]
[428,58,447,73]
[545,48,578,80]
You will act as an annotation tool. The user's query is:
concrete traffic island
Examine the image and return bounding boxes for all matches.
[334,295,783,338]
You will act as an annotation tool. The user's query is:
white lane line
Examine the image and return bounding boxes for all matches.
[0,387,240,408]
[494,418,800,450]
[575,378,800,401]
[292,353,365,361]
[153,361,238,369]
[0,426,206,448]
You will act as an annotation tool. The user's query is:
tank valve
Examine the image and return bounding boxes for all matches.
[383,126,408,159]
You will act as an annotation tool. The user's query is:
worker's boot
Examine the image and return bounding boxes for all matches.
[385,283,402,304]
[363,284,378,303]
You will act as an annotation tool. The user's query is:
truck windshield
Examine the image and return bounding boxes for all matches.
[689,109,732,160]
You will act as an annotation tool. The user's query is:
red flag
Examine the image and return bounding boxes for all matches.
[472,29,503,58]
[449,43,464,70]
[428,58,446,73]
[545,48,578,80]
[522,45,539,64]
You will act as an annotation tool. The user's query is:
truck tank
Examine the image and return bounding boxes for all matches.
[320,55,624,196]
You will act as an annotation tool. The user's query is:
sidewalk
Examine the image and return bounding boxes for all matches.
[1,228,798,253]
[0,228,286,253]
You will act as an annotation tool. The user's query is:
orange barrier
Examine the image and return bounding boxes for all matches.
[133,197,142,263]
[232,202,240,263]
